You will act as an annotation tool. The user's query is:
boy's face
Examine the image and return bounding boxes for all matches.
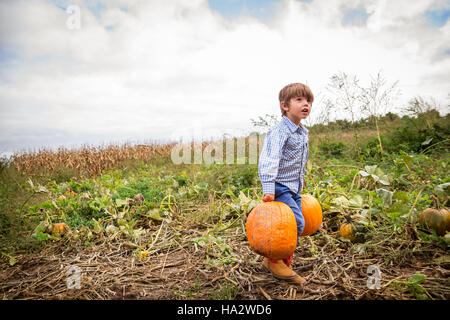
[281,96,311,125]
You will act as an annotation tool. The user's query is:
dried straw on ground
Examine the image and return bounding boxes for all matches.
[1,218,448,300]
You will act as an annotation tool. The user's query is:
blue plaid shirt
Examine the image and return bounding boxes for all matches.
[258,115,309,195]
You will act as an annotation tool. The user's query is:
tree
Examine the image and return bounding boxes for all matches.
[403,96,436,115]
[402,96,439,129]
[250,114,280,132]
[314,98,334,127]
[326,72,366,157]
[359,71,400,153]
[327,72,364,124]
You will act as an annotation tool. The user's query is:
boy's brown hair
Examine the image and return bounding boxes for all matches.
[279,83,314,116]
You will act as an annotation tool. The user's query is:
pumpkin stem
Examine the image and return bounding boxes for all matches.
[431,195,441,210]
[344,214,353,223]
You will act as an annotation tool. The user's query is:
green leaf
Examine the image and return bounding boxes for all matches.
[238,191,250,205]
[332,196,350,208]
[364,165,378,175]
[376,188,393,206]
[92,218,103,234]
[359,170,370,177]
[393,191,409,202]
[400,151,413,167]
[117,218,128,227]
[386,211,403,219]
[435,182,450,197]
[115,198,129,207]
[1,252,16,266]
[237,191,258,214]
[409,273,426,284]
[349,195,364,208]
[387,202,410,219]
[405,273,428,300]
[31,229,50,242]
[105,224,119,235]
[192,237,209,247]
[421,137,433,146]
[146,208,163,221]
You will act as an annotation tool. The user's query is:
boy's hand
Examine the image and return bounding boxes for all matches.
[262,194,274,202]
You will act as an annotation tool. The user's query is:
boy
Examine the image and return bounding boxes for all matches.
[258,83,313,285]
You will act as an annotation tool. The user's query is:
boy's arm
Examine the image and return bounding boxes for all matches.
[259,128,287,196]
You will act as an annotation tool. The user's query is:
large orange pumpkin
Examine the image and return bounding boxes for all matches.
[246,201,297,260]
[300,195,323,236]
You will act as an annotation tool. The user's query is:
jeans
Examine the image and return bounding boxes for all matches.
[274,182,305,246]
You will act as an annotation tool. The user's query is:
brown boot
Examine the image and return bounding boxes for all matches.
[262,258,306,285]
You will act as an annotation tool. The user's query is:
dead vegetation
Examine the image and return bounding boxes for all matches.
[11,143,177,177]
[1,211,448,300]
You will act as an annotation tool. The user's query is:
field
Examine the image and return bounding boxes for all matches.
[0,112,449,300]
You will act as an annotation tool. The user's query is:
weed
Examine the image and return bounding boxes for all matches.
[210,282,239,300]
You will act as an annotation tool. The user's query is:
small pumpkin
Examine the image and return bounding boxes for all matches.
[300,194,323,236]
[58,195,67,201]
[65,190,76,197]
[339,215,365,243]
[246,201,297,260]
[419,195,450,236]
[52,222,70,235]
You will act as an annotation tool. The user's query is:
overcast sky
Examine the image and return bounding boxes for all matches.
[1,0,449,156]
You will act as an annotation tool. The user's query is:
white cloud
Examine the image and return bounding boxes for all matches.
[0,0,449,155]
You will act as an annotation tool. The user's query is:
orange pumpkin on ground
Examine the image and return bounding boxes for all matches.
[419,208,450,236]
[300,195,323,236]
[52,222,70,235]
[419,195,450,236]
[246,201,297,260]
[339,217,358,242]
[339,215,366,243]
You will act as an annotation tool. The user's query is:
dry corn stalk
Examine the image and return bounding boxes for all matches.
[11,136,263,177]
